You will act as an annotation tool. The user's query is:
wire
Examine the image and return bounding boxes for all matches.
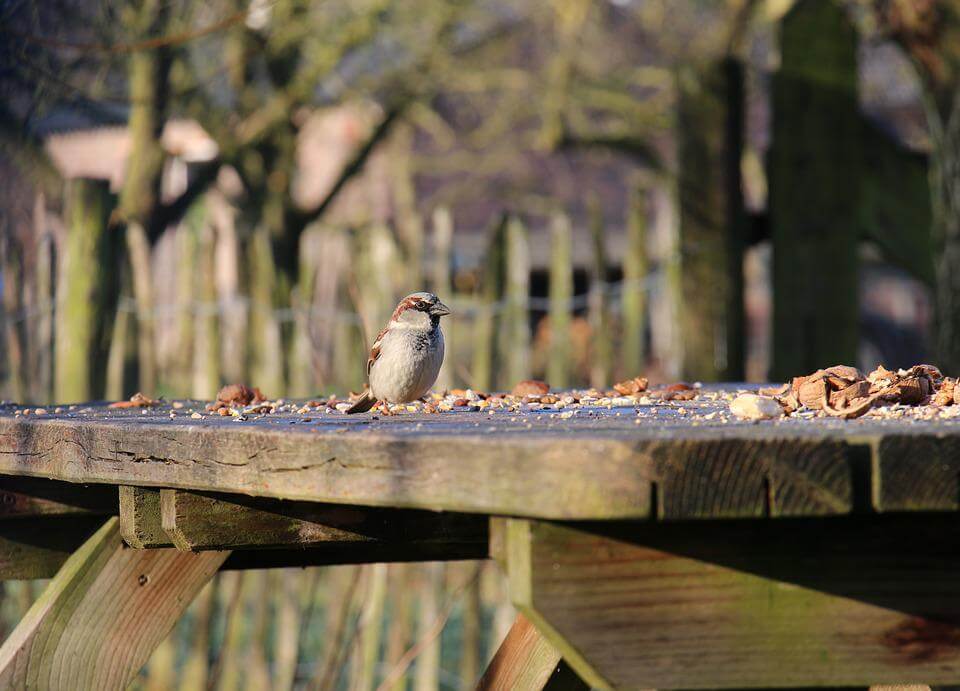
[0,274,664,327]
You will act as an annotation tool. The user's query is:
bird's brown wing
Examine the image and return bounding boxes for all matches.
[366,325,390,377]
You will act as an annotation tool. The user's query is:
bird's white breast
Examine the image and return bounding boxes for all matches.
[368,324,444,403]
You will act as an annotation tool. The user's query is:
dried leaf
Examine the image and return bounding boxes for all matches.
[823,394,878,419]
[512,380,550,397]
[797,375,829,410]
[933,378,956,406]
[208,384,267,411]
[613,377,649,395]
[830,380,870,407]
[867,365,897,391]
[759,383,789,397]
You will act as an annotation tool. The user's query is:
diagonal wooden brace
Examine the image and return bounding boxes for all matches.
[0,518,227,689]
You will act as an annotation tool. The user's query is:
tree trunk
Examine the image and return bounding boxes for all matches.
[931,90,960,372]
[587,197,612,388]
[248,230,285,397]
[621,187,648,378]
[118,2,170,241]
[503,216,531,386]
[55,179,118,403]
[413,564,443,691]
[676,57,746,381]
[193,217,220,399]
[126,222,157,396]
[32,196,55,403]
[770,0,860,379]
[1,238,26,403]
[473,216,507,391]
[547,213,574,388]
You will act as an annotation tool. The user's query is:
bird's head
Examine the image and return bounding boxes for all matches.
[391,292,451,327]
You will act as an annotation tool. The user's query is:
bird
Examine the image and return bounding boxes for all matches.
[346,292,451,414]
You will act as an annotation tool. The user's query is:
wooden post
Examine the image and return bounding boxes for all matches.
[104,273,132,402]
[432,207,455,391]
[459,563,483,688]
[331,228,364,394]
[272,570,303,691]
[496,515,960,689]
[289,226,320,398]
[212,571,246,691]
[33,200,55,403]
[2,238,26,403]
[248,228,285,397]
[212,193,246,385]
[192,212,220,399]
[621,187,648,378]
[120,486,173,549]
[126,221,157,396]
[393,122,424,289]
[384,564,414,691]
[0,518,227,689]
[770,0,860,379]
[243,570,271,689]
[173,222,197,395]
[547,213,573,389]
[587,197,612,389]
[473,215,507,392]
[55,178,118,402]
[414,563,444,691]
[676,57,746,382]
[476,614,587,691]
[503,215,531,386]
[355,563,389,691]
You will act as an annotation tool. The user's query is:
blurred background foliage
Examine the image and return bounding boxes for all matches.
[1,0,959,688]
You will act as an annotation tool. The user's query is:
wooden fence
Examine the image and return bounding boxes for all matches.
[0,188,662,690]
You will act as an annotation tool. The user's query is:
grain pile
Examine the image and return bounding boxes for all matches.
[71,363,960,425]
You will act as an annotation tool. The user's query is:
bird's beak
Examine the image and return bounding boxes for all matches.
[430,300,452,317]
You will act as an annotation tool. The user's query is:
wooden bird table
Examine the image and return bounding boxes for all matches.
[1,389,960,689]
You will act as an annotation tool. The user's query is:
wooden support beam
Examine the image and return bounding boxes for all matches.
[122,486,488,561]
[0,477,115,518]
[119,485,172,549]
[0,478,116,580]
[158,489,488,556]
[0,516,105,580]
[495,515,960,689]
[477,614,587,691]
[0,518,226,688]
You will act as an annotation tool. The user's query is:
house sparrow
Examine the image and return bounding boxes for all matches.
[346,292,451,414]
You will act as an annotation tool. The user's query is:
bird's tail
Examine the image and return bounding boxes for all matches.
[345,391,377,414]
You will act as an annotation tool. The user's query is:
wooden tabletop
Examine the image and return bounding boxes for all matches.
[1,387,958,520]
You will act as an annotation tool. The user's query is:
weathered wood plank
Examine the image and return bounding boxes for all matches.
[156,488,488,553]
[0,516,104,580]
[874,435,960,512]
[0,477,115,518]
[0,518,227,688]
[498,515,960,689]
[476,614,587,691]
[3,394,960,520]
[119,486,173,548]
